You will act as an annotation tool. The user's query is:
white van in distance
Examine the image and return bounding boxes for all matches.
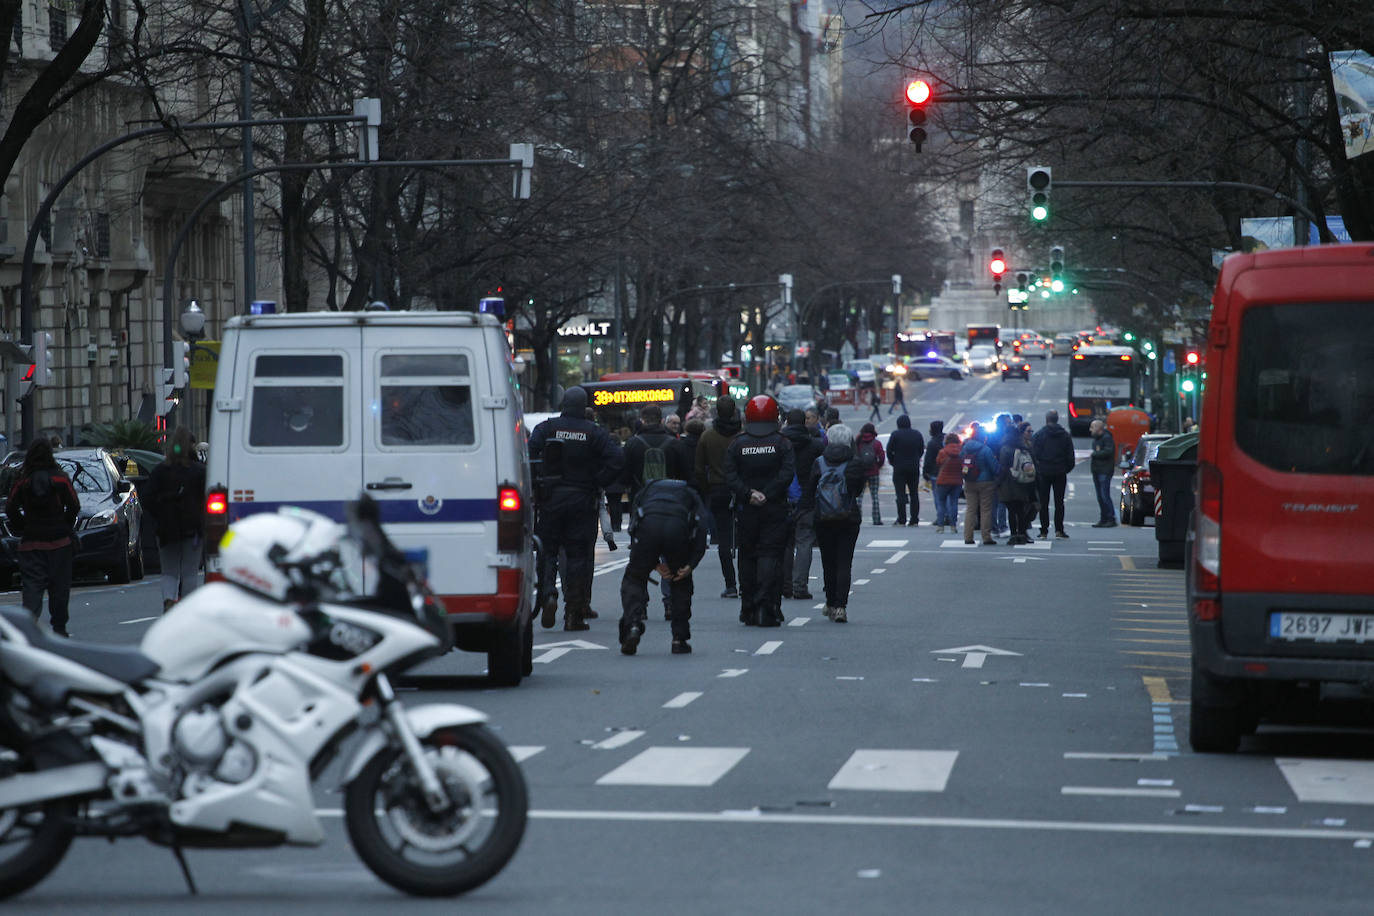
[203,311,536,685]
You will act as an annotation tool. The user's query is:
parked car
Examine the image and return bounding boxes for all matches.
[843,359,877,389]
[0,447,145,586]
[826,372,852,393]
[1000,353,1031,381]
[906,355,969,380]
[777,384,818,413]
[1118,433,1175,526]
[1053,333,1077,356]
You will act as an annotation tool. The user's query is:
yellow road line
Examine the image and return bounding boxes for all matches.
[1142,676,1175,704]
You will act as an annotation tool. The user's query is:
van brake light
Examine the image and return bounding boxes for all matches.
[206,490,228,515]
[1194,461,1221,595]
[497,483,525,553]
[499,488,521,512]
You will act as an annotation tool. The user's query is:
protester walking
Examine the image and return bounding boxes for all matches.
[885,415,924,526]
[780,408,824,600]
[960,424,1000,545]
[888,378,908,416]
[144,426,207,611]
[933,432,963,532]
[6,439,80,637]
[804,423,871,623]
[922,420,945,493]
[866,387,882,424]
[857,422,886,524]
[1089,419,1118,527]
[1030,409,1075,539]
[695,395,743,598]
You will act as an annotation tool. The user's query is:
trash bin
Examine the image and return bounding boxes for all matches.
[1148,432,1198,569]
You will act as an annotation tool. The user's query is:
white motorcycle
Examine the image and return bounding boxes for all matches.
[0,496,527,899]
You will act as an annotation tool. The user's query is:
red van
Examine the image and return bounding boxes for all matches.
[1188,243,1374,752]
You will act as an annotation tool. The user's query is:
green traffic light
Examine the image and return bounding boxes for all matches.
[1031,205,1048,221]
[1050,279,1064,293]
[1181,379,1196,393]
[1123,331,1135,342]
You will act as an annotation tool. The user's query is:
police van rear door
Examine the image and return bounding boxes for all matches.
[361,319,496,600]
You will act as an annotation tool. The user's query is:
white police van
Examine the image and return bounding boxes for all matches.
[203,310,536,685]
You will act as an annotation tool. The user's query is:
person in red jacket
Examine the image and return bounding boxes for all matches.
[933,433,964,533]
[7,439,81,636]
[857,423,886,524]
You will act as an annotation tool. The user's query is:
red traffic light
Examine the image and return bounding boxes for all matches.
[989,248,1006,277]
[905,79,932,106]
[1185,350,1200,365]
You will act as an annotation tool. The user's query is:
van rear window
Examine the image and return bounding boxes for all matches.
[249,354,345,448]
[378,353,475,446]
[1236,302,1374,475]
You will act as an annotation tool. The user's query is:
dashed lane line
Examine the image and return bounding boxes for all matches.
[754,641,783,656]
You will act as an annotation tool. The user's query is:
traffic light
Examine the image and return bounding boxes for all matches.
[157,368,175,417]
[904,79,932,151]
[1049,246,1065,292]
[172,340,190,389]
[1185,349,1200,367]
[1027,166,1051,221]
[33,332,53,387]
[1015,271,1029,292]
[989,248,1006,294]
[1180,378,1197,394]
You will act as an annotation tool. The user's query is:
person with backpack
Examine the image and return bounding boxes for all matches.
[780,408,824,600]
[996,421,1037,545]
[618,478,708,656]
[922,420,945,494]
[6,439,80,637]
[960,423,1000,545]
[804,423,872,623]
[144,426,208,611]
[695,395,743,598]
[885,415,925,526]
[856,423,886,524]
[933,432,964,532]
[621,404,685,503]
[723,396,795,627]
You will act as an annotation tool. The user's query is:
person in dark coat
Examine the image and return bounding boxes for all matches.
[695,395,743,598]
[1089,419,1118,527]
[780,408,824,600]
[144,426,207,611]
[1030,409,1076,539]
[803,423,872,623]
[885,415,925,526]
[618,479,708,656]
[996,422,1037,545]
[723,396,794,627]
[7,439,80,636]
[922,420,945,491]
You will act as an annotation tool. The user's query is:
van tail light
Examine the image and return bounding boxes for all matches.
[498,484,524,552]
[203,486,230,582]
[1192,461,1222,611]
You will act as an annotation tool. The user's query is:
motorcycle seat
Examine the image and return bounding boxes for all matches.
[0,607,160,685]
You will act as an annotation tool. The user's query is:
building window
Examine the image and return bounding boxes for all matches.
[49,5,67,51]
[94,212,110,257]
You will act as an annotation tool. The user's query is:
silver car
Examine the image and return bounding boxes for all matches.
[906,355,970,380]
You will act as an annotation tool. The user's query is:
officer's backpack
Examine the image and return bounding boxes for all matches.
[814,458,854,522]
[635,434,669,483]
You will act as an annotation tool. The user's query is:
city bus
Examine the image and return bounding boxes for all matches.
[967,324,1001,352]
[1066,345,1144,435]
[895,329,958,360]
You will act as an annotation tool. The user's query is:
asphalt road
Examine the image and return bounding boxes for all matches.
[9,360,1374,914]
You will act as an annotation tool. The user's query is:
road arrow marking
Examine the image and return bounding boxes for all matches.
[533,639,608,664]
[929,645,1023,669]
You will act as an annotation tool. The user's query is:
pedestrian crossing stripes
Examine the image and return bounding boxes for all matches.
[827,750,959,792]
[596,747,750,786]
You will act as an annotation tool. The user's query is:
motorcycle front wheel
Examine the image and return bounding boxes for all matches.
[344,723,528,897]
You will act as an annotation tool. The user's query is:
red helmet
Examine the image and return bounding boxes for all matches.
[744,395,780,433]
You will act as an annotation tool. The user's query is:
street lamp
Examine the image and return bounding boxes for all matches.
[178,301,207,432]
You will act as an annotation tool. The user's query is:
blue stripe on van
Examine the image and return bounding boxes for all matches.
[228,499,498,524]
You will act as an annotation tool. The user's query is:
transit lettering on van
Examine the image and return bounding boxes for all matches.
[204,310,537,687]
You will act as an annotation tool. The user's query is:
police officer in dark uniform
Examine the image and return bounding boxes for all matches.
[618,478,708,656]
[528,387,625,630]
[724,395,795,627]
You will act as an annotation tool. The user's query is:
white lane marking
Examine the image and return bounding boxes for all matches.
[534,647,573,664]
[1020,682,1050,688]
[886,550,909,563]
[828,750,959,792]
[1138,779,1175,787]
[509,746,545,762]
[813,603,827,610]
[1064,753,1169,761]
[1063,693,1089,698]
[854,578,870,586]
[787,617,810,627]
[1013,558,1028,564]
[1277,759,1374,805]
[836,676,865,681]
[718,669,749,678]
[754,641,783,656]
[870,568,887,574]
[594,558,630,577]
[942,540,980,548]
[663,692,703,709]
[119,616,159,625]
[1014,540,1051,550]
[930,645,1022,669]
[1062,786,1182,798]
[592,730,645,750]
[595,747,749,787]
[866,539,909,548]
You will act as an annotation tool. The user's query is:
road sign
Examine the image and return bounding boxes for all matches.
[189,340,220,389]
[1162,349,1177,375]
[930,644,1023,669]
